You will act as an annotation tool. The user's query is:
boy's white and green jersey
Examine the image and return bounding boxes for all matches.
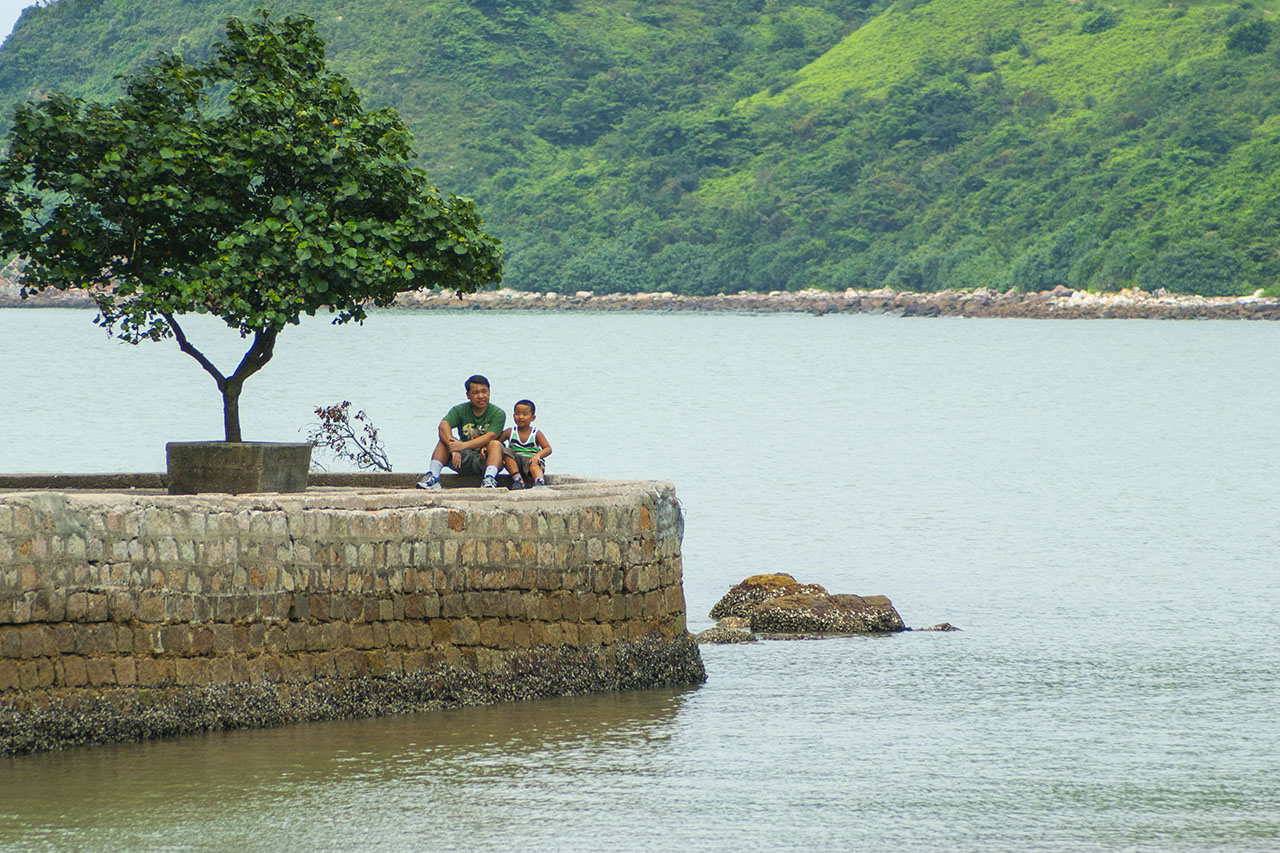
[507,428,540,457]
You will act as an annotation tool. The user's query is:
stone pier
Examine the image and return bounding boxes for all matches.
[0,477,704,754]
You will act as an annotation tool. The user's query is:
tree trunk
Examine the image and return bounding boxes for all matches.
[222,382,244,442]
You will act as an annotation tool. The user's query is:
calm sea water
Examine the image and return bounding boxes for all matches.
[1,308,1278,851]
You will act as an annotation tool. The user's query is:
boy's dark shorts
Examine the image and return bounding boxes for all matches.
[502,448,545,477]
[454,449,487,474]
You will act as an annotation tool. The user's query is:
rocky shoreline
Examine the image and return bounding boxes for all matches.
[5,273,1280,320]
[396,285,1280,319]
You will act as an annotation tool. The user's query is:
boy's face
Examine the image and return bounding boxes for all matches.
[513,404,535,428]
[466,382,490,413]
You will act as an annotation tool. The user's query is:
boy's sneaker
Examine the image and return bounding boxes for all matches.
[533,478,546,487]
[508,476,526,491]
[415,473,441,490]
[481,474,498,489]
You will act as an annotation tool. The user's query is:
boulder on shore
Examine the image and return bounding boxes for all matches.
[708,574,907,638]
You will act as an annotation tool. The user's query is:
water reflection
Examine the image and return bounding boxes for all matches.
[0,686,695,851]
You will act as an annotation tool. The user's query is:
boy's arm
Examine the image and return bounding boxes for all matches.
[532,431,552,460]
[500,428,513,442]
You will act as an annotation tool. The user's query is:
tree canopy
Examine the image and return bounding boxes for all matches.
[0,10,502,441]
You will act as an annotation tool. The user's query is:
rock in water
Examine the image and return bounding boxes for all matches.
[708,574,908,638]
[708,573,829,619]
[694,626,757,644]
[749,592,906,634]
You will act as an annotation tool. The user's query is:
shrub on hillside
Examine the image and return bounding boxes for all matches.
[1226,19,1273,53]
[1080,9,1120,35]
[1135,238,1244,296]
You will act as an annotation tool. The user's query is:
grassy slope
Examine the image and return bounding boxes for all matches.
[763,0,1222,104]
[707,0,1280,293]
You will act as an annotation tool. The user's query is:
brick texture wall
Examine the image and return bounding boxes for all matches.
[0,480,703,753]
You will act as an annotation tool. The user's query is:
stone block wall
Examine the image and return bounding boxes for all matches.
[0,479,704,753]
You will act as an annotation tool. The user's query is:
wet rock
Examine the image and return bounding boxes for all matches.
[919,622,961,632]
[694,626,757,644]
[749,593,906,635]
[708,573,828,619]
[708,574,908,639]
[753,632,835,641]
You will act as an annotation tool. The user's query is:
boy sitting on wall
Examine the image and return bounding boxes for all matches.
[499,399,552,490]
[417,374,507,489]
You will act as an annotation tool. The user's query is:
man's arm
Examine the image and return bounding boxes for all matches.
[460,431,500,450]
[456,408,505,452]
[438,414,494,451]
[446,428,499,452]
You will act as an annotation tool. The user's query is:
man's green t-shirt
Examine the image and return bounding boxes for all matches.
[444,402,506,444]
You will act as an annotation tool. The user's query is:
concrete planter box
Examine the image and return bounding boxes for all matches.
[166,442,311,495]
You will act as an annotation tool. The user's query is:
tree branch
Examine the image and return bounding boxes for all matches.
[165,313,227,392]
[228,327,278,385]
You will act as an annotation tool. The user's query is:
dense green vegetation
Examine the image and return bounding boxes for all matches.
[1,0,1278,295]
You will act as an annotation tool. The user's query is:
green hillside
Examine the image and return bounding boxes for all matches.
[1,0,1277,295]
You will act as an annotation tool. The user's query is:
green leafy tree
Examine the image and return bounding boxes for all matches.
[1135,237,1243,296]
[1226,19,1273,53]
[1079,9,1121,35]
[0,11,501,441]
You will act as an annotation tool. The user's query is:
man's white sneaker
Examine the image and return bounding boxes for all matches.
[416,473,442,490]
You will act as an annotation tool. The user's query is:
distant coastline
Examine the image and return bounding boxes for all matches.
[5,274,1280,320]
[395,286,1280,320]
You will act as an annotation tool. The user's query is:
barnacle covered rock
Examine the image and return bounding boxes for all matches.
[693,626,757,644]
[708,573,828,619]
[749,592,906,635]
[708,574,907,639]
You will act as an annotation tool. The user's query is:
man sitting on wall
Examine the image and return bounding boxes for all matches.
[416,374,507,490]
